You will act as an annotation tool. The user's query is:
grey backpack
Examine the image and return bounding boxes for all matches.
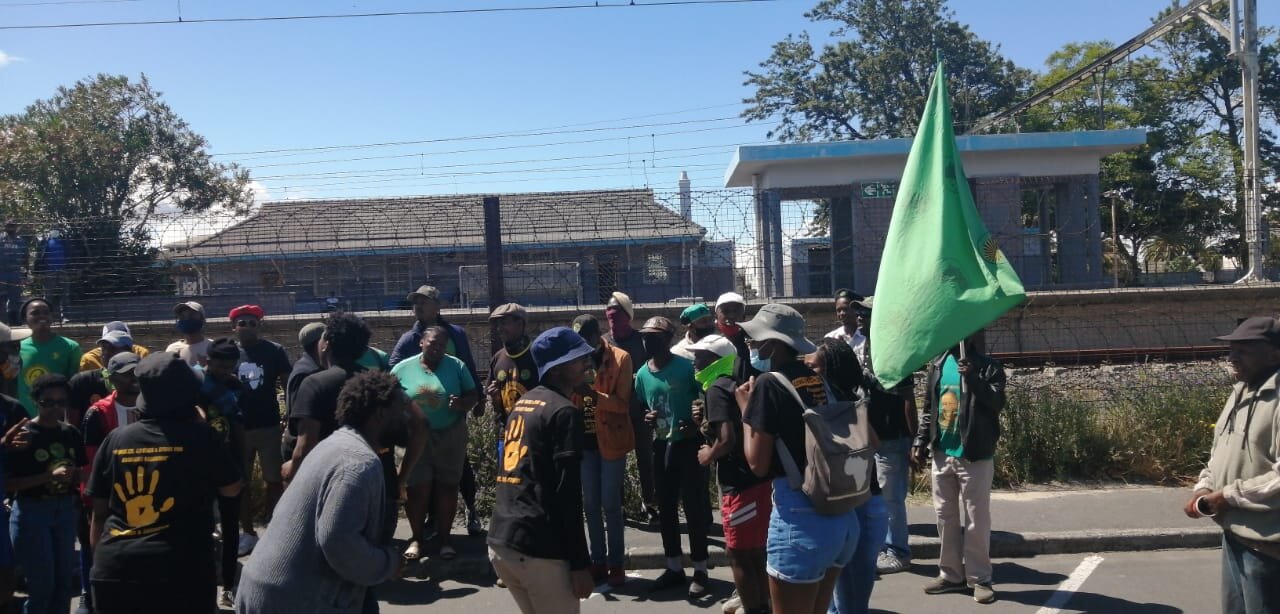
[770,373,879,515]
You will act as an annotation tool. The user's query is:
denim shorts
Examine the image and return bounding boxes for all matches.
[766,478,860,584]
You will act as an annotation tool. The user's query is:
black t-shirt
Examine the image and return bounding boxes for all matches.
[236,340,293,430]
[488,342,539,420]
[488,385,589,570]
[742,362,828,478]
[68,369,109,427]
[285,354,322,416]
[0,394,26,435]
[287,365,359,440]
[580,389,599,451]
[5,421,85,498]
[865,378,914,442]
[86,419,239,585]
[703,376,766,493]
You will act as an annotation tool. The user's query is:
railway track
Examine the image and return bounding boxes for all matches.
[991,345,1230,368]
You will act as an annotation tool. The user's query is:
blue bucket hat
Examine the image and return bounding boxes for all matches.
[531,326,595,380]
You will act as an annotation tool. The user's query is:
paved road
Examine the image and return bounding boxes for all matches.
[372,549,1220,613]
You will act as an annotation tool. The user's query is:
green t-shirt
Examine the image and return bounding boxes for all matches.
[18,335,83,416]
[635,355,700,442]
[936,354,964,458]
[391,353,476,431]
[357,347,391,372]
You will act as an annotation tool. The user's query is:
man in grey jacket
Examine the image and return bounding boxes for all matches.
[1186,316,1280,614]
[237,371,410,614]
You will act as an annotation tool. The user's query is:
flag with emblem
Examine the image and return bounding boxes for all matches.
[869,61,1025,389]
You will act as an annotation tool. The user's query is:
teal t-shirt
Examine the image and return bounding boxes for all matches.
[18,335,82,416]
[936,354,964,458]
[391,353,476,431]
[357,347,391,372]
[635,355,700,442]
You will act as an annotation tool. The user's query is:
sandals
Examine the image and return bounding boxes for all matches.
[403,540,422,560]
[439,545,457,560]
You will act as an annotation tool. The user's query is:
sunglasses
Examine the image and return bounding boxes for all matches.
[235,320,259,328]
[38,398,68,408]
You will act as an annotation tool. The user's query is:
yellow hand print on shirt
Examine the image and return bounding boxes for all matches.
[502,416,529,473]
[113,466,175,529]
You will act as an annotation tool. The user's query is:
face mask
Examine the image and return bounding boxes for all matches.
[749,348,771,373]
[717,322,741,338]
[176,319,204,334]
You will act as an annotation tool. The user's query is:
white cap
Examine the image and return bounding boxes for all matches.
[715,292,746,308]
[0,323,31,344]
[686,334,736,358]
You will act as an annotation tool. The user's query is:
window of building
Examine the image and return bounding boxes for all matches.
[644,250,669,285]
[807,246,832,297]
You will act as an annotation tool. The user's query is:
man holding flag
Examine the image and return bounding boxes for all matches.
[870,59,1024,606]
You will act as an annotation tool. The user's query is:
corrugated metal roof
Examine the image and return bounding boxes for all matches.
[166,188,706,263]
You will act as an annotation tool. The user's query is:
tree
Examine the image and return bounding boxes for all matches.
[742,0,1031,143]
[0,74,252,296]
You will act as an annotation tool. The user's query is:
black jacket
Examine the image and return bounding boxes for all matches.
[914,349,1006,462]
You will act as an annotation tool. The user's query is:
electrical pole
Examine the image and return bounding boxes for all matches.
[1236,0,1266,282]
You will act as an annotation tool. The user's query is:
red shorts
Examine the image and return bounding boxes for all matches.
[721,480,772,550]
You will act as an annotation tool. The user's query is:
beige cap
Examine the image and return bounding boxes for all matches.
[489,303,528,321]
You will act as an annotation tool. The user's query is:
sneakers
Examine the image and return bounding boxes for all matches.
[607,565,626,587]
[722,591,741,614]
[648,568,688,593]
[923,577,969,595]
[645,506,660,526]
[688,570,710,598]
[973,583,997,604]
[467,512,485,537]
[876,550,910,574]
[237,533,259,557]
[219,588,235,609]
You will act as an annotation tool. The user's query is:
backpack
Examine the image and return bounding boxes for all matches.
[769,372,879,515]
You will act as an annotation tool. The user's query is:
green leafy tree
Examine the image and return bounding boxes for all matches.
[0,74,252,296]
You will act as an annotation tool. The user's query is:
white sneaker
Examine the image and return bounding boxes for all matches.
[722,592,742,614]
[219,588,235,609]
[237,533,259,557]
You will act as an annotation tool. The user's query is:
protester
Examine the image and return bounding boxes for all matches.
[196,337,247,608]
[284,314,372,480]
[912,332,1005,605]
[165,301,211,367]
[842,296,918,575]
[714,292,757,385]
[635,315,711,597]
[739,303,852,614]
[285,322,326,414]
[236,371,409,614]
[77,351,141,614]
[227,305,292,557]
[389,285,484,537]
[488,327,594,613]
[0,221,26,326]
[33,232,70,323]
[570,314,634,587]
[823,289,866,352]
[671,303,716,360]
[809,338,886,614]
[487,303,539,427]
[691,334,770,614]
[390,324,478,561]
[6,374,83,614]
[1184,316,1280,614]
[0,324,27,399]
[0,329,29,611]
[603,291,657,524]
[87,352,242,614]
[79,322,150,372]
[16,298,81,416]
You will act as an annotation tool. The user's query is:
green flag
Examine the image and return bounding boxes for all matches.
[869,62,1025,389]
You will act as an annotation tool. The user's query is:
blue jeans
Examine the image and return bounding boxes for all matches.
[875,437,911,559]
[10,496,77,614]
[1222,532,1280,614]
[581,450,626,567]
[828,495,889,614]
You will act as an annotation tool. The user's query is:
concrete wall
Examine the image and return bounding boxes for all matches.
[56,285,1280,375]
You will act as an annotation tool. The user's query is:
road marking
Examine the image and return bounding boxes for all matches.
[1036,555,1105,614]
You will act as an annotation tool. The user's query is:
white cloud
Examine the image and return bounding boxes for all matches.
[247,180,271,204]
[0,50,24,68]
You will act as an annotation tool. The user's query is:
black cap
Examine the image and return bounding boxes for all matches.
[1214,317,1280,346]
[136,352,200,419]
[572,314,601,339]
[208,337,240,361]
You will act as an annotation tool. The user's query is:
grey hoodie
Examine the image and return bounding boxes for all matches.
[1195,369,1280,545]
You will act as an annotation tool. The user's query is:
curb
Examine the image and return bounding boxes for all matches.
[413,527,1223,581]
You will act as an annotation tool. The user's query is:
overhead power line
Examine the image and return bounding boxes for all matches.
[0,0,781,31]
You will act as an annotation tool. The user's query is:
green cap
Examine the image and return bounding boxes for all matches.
[679,303,713,325]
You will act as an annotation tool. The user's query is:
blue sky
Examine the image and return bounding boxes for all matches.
[0,0,1272,204]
